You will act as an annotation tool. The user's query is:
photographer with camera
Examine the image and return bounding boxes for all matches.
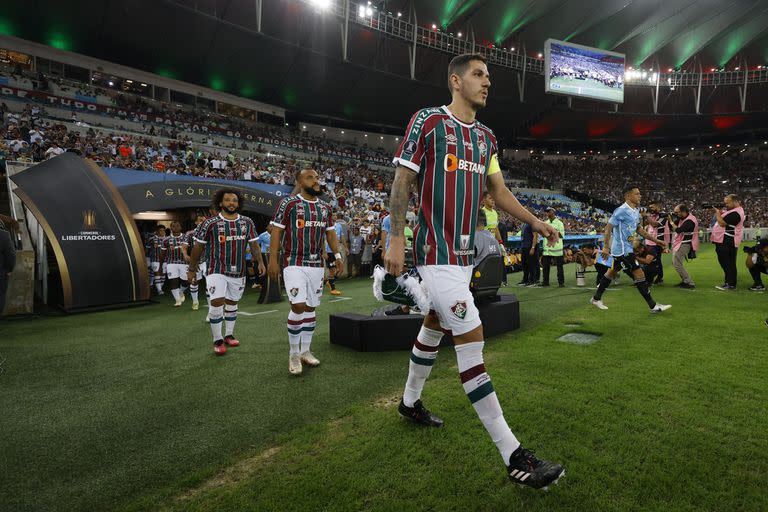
[668,204,698,289]
[710,194,745,291]
[745,240,768,292]
[645,202,669,285]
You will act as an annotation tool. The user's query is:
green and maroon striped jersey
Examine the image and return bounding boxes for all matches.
[194,213,257,277]
[162,234,187,264]
[270,195,334,268]
[145,235,165,262]
[393,105,498,266]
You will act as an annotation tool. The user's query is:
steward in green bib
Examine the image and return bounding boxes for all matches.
[541,207,565,287]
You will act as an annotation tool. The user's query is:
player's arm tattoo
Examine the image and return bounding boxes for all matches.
[249,241,264,265]
[326,230,341,256]
[603,223,613,248]
[389,166,416,237]
[188,243,204,271]
[269,226,284,265]
[637,225,661,243]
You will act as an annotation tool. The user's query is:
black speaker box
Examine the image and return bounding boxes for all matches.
[330,294,520,351]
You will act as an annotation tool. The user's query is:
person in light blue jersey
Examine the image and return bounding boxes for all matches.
[324,212,345,295]
[590,185,671,313]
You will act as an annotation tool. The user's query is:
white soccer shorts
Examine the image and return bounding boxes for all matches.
[150,261,160,273]
[283,266,325,308]
[166,263,188,280]
[417,265,481,336]
[206,274,246,302]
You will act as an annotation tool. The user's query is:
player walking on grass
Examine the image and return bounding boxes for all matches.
[182,213,208,311]
[268,167,343,375]
[386,52,565,489]
[187,189,265,355]
[590,185,672,313]
[146,224,166,295]
[163,221,188,307]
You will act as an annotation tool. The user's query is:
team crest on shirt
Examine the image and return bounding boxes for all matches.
[477,139,487,155]
[290,287,299,297]
[451,301,468,320]
[460,235,470,250]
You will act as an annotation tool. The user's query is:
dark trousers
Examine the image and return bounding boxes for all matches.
[749,262,767,286]
[541,254,564,285]
[650,245,664,281]
[715,243,738,286]
[595,263,610,286]
[0,276,7,316]
[521,248,540,283]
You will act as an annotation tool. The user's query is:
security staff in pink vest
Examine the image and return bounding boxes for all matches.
[711,194,745,290]
[669,204,698,289]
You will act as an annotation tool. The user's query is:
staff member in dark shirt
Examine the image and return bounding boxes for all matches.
[0,220,17,317]
[518,220,539,287]
[669,204,697,289]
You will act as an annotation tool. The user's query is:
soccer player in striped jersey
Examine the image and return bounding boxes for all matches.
[385,53,565,489]
[163,221,188,307]
[146,224,167,295]
[187,189,265,355]
[182,213,208,311]
[268,167,343,375]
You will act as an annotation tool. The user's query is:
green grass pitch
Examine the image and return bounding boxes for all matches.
[1,245,766,511]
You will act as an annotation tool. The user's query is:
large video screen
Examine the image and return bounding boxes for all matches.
[545,39,625,104]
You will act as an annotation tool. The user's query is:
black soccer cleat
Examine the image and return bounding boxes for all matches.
[507,446,565,490]
[398,399,444,427]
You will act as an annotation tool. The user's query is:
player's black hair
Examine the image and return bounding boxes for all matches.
[212,188,244,212]
[622,184,639,197]
[448,53,487,93]
[582,243,596,250]
[677,204,690,214]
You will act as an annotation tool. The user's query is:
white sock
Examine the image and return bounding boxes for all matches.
[224,305,238,337]
[455,341,520,463]
[190,283,199,303]
[402,326,443,407]
[209,305,224,342]
[155,278,164,294]
[300,311,316,353]
[287,311,302,355]
[171,288,180,301]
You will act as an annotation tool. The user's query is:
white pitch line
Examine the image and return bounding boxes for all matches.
[330,297,352,303]
[239,310,278,316]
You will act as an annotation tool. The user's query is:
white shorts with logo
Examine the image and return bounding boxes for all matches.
[196,262,207,281]
[417,265,481,336]
[166,263,188,280]
[206,274,246,302]
[283,266,325,307]
[150,261,161,273]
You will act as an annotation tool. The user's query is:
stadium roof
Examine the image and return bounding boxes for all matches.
[2,0,767,138]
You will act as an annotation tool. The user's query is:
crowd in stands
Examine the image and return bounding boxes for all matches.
[1,68,391,166]
[510,154,768,227]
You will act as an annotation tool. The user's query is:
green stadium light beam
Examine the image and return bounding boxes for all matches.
[0,17,14,36]
[716,11,768,66]
[47,32,73,51]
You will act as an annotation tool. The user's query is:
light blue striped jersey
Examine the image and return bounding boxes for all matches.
[608,202,640,257]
